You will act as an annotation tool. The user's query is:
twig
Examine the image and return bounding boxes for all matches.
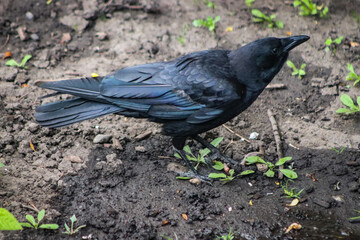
[266,83,286,89]
[222,124,250,143]
[0,34,10,51]
[267,109,284,179]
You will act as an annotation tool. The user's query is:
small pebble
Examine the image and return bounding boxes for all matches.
[93,134,112,144]
[26,12,34,20]
[30,33,39,41]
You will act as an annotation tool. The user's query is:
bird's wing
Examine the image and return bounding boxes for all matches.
[99,50,243,123]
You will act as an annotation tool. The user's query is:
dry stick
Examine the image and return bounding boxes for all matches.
[222,124,250,143]
[267,109,284,179]
[0,34,10,51]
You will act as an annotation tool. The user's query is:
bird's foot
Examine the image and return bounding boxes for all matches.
[177,171,213,185]
[205,151,238,166]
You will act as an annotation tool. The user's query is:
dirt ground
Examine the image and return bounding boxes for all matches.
[0,0,360,239]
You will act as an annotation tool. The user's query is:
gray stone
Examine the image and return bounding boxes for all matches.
[93,134,112,144]
[135,146,146,152]
[25,11,34,20]
[30,33,39,41]
[0,67,18,82]
[28,122,39,133]
[59,14,88,32]
[167,162,188,173]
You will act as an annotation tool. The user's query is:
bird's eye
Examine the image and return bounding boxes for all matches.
[272,48,279,54]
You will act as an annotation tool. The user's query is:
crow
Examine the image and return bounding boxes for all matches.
[35,35,309,181]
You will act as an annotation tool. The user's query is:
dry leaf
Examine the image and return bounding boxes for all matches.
[92,73,99,77]
[181,213,188,221]
[285,222,302,233]
[249,199,253,206]
[350,41,359,47]
[225,27,233,32]
[3,51,12,59]
[286,32,292,36]
[29,140,36,152]
[286,198,299,207]
[161,220,169,226]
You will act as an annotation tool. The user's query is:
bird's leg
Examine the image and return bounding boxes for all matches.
[193,135,238,165]
[172,137,212,184]
[174,148,212,184]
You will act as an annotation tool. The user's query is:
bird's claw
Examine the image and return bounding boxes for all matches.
[205,152,238,166]
[177,172,213,185]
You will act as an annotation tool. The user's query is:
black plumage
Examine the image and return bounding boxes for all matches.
[35,35,309,181]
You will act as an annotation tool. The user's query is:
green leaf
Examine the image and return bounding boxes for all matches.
[298,69,306,76]
[212,161,224,170]
[228,169,235,176]
[5,59,20,67]
[347,63,355,73]
[291,70,299,76]
[174,153,181,159]
[183,145,192,154]
[293,1,301,7]
[334,36,343,45]
[340,94,355,108]
[193,19,205,27]
[275,157,293,166]
[286,60,296,69]
[210,137,223,147]
[325,38,332,46]
[357,96,360,108]
[64,222,70,232]
[20,222,34,228]
[240,170,255,176]
[0,162,4,168]
[336,108,350,114]
[264,169,275,178]
[20,55,32,67]
[37,209,45,223]
[70,214,77,223]
[25,215,36,227]
[280,169,298,179]
[300,63,306,69]
[39,224,59,229]
[251,9,266,18]
[246,156,266,164]
[0,208,23,230]
[252,18,265,23]
[208,173,227,179]
[276,20,284,29]
[176,176,191,180]
[214,16,220,23]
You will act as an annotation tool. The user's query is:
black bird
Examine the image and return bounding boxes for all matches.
[35,35,309,181]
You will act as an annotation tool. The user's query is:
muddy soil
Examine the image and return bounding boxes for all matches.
[0,0,360,239]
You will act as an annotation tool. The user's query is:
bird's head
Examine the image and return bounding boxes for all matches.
[230,35,310,91]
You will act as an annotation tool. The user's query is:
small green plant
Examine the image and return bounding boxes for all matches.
[176,24,188,45]
[206,0,215,9]
[245,0,255,7]
[216,228,235,240]
[20,209,59,230]
[193,16,220,33]
[208,162,237,183]
[161,233,179,240]
[63,214,86,235]
[286,60,306,79]
[251,9,284,29]
[293,0,328,17]
[349,210,360,221]
[325,36,343,55]
[245,156,298,179]
[346,63,360,86]
[5,55,32,69]
[331,146,345,154]
[280,180,304,199]
[0,208,23,230]
[336,94,360,115]
[174,137,223,170]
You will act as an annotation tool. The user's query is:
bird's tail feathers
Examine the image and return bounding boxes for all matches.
[35,97,123,128]
[35,77,104,100]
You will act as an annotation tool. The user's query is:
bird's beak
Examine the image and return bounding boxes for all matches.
[281,35,310,53]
